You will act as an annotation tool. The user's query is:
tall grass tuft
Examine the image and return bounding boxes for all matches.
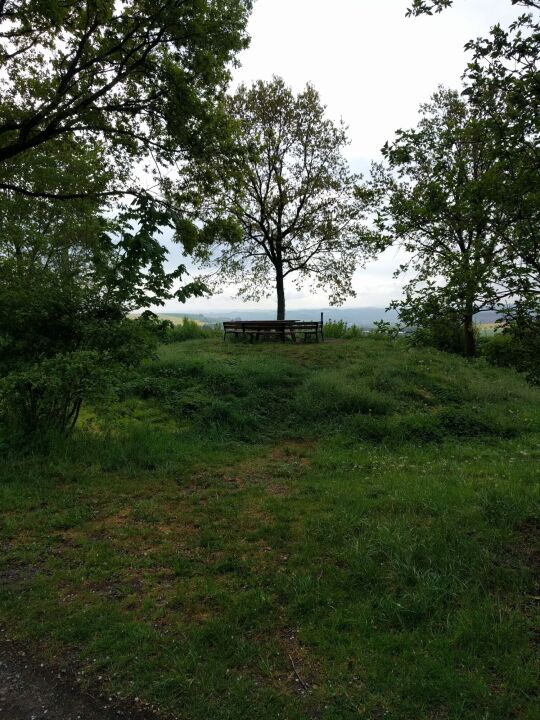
[165,318,222,343]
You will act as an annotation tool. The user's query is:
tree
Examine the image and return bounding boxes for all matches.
[0,0,251,199]
[176,77,373,320]
[409,0,540,308]
[0,141,205,437]
[372,88,512,358]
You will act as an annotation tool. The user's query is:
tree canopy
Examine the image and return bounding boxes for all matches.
[372,88,519,357]
[0,0,251,198]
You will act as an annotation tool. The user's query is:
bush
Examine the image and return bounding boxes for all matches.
[486,305,539,384]
[0,351,117,442]
[324,319,365,339]
[480,333,515,368]
[372,320,400,339]
[164,318,221,343]
[408,314,472,355]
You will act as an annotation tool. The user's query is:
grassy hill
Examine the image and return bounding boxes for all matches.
[1,337,538,719]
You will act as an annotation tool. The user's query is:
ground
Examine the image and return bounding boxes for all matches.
[0,337,538,719]
[0,640,158,720]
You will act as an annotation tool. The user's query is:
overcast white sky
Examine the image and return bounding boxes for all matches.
[163,0,524,315]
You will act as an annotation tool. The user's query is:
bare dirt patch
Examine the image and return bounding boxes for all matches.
[0,640,160,720]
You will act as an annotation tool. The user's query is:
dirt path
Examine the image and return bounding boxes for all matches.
[0,642,158,720]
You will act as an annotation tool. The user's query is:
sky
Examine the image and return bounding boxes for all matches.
[161,0,524,315]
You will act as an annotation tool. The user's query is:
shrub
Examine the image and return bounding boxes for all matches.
[0,351,117,441]
[324,319,365,339]
[164,318,221,342]
[481,305,540,384]
[408,314,473,355]
[372,320,400,339]
[480,333,515,368]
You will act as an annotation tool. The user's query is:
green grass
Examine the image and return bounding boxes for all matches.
[1,337,539,719]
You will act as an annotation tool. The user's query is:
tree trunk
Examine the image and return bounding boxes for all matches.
[463,312,476,358]
[276,268,285,320]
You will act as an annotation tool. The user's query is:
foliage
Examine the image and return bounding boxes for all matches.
[462,14,539,306]
[399,297,478,355]
[481,301,540,384]
[175,77,374,319]
[407,0,539,15]
[164,317,222,343]
[0,350,116,442]
[372,320,401,339]
[372,88,520,357]
[323,319,365,339]
[0,339,539,719]
[404,0,539,358]
[0,144,207,437]
[0,0,251,199]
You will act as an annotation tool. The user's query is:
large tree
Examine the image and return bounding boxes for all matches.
[372,88,514,357]
[176,77,373,320]
[0,0,251,199]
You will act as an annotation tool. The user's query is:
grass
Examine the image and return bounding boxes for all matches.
[1,336,539,719]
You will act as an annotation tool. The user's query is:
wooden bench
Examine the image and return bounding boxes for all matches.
[223,320,297,342]
[223,321,248,339]
[293,321,324,343]
[223,319,324,343]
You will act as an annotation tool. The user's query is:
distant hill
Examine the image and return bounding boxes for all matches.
[158,307,400,327]
[156,307,503,328]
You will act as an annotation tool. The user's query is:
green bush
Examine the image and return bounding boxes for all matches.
[372,320,401,339]
[164,318,221,343]
[0,351,117,442]
[480,308,540,384]
[408,316,472,355]
[324,319,365,339]
[480,333,515,368]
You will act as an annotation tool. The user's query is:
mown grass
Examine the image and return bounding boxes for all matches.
[1,337,539,719]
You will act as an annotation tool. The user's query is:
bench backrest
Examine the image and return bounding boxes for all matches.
[223,319,322,332]
[224,320,297,330]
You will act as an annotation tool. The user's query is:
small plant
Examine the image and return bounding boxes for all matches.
[372,320,400,339]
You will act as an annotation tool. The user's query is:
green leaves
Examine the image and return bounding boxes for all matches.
[372,87,522,356]
[0,0,251,198]
[0,138,209,436]
[406,0,539,16]
[179,76,375,318]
